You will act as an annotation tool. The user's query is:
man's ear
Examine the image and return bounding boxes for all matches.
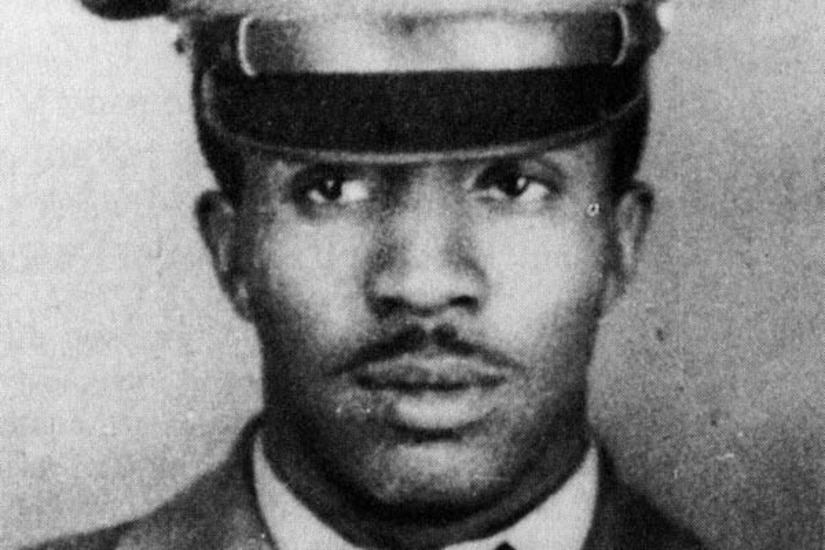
[196,191,252,321]
[603,180,654,309]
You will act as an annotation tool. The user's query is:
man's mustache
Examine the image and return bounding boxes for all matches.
[333,324,522,375]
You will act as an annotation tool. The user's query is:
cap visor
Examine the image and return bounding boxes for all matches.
[202,66,646,163]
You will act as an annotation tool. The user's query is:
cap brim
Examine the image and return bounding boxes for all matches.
[205,117,622,166]
[201,66,647,164]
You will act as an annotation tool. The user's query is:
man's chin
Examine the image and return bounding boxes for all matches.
[344,439,516,513]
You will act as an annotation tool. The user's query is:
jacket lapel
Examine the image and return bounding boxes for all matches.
[582,449,701,550]
[115,420,276,550]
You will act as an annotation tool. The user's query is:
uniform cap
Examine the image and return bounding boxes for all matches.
[79,0,671,163]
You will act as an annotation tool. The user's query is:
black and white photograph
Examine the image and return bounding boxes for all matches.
[2,1,823,548]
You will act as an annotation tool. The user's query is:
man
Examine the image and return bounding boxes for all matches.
[28,0,703,548]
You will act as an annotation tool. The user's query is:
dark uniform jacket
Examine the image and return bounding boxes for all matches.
[26,422,704,550]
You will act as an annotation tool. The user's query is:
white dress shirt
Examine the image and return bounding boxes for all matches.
[253,436,598,550]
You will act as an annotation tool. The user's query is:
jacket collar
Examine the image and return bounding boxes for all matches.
[253,433,599,550]
[115,418,274,550]
[112,418,681,550]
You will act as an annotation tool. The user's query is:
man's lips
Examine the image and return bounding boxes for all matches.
[350,356,508,391]
[347,354,509,432]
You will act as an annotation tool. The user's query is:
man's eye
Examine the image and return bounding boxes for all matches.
[300,170,373,206]
[472,165,561,203]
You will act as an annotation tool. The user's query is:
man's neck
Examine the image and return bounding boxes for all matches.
[259,410,592,550]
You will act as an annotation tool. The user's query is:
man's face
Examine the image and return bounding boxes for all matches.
[202,132,648,513]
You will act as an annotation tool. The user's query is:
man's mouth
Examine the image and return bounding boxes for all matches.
[349,354,508,432]
[351,357,507,391]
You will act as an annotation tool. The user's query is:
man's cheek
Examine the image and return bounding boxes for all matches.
[485,281,602,378]
[277,219,369,285]
[485,259,584,342]
[261,247,362,332]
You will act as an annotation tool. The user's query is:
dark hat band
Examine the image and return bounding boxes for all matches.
[201,65,647,163]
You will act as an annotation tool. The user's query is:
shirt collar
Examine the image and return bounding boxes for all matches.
[253,435,598,550]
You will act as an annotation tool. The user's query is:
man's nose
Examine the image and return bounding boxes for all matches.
[366,172,488,319]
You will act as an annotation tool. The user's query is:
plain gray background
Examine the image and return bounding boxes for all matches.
[2,0,824,548]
